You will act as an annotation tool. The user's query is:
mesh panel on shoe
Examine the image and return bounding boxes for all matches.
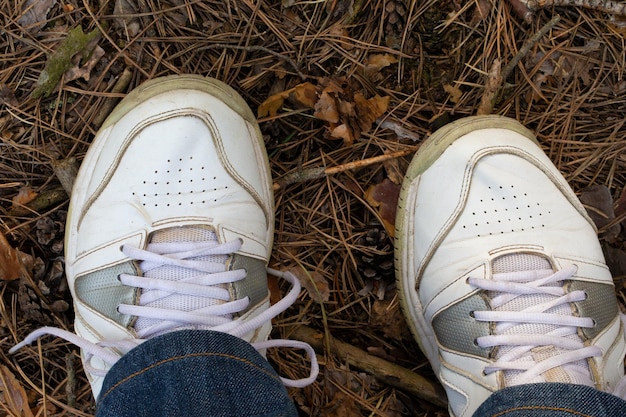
[490,254,592,387]
[230,254,270,315]
[134,227,227,334]
[432,294,492,357]
[569,280,619,340]
[75,263,137,327]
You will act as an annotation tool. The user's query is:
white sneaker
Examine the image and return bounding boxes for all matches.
[12,75,317,398]
[395,116,626,417]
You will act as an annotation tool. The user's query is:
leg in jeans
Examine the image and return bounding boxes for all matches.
[473,383,626,417]
[96,330,297,417]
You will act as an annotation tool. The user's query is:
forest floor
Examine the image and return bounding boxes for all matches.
[1,0,626,416]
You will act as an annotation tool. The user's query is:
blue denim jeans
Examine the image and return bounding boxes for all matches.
[95,330,626,417]
[472,382,626,417]
[96,330,297,417]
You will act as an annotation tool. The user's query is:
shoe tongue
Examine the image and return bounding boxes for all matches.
[134,227,228,335]
[491,254,593,387]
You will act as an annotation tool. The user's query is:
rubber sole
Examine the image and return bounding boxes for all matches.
[100,74,258,130]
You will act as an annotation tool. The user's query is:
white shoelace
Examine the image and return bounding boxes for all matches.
[11,239,319,388]
[468,265,626,395]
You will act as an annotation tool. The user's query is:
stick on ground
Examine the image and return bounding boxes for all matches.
[291,325,448,408]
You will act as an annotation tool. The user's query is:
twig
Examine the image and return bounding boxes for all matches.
[197,44,306,80]
[65,353,76,408]
[477,58,502,115]
[51,157,79,196]
[291,325,448,408]
[8,188,67,217]
[479,15,560,114]
[521,0,626,16]
[272,148,417,191]
[92,66,134,128]
[502,15,561,82]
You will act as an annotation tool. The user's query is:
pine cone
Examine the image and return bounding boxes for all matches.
[384,0,407,48]
[356,226,394,282]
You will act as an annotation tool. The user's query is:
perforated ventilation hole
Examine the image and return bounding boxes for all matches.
[134,156,228,207]
[460,180,551,237]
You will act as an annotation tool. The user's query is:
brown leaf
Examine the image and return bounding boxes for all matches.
[369,298,408,342]
[258,90,287,118]
[614,186,626,219]
[287,266,330,303]
[328,22,351,49]
[258,82,318,117]
[365,53,398,73]
[0,365,34,417]
[291,82,317,108]
[354,93,389,132]
[383,152,403,185]
[0,84,18,107]
[443,84,462,103]
[471,0,492,25]
[321,391,358,417]
[603,244,626,279]
[330,124,354,146]
[0,233,23,281]
[364,178,401,237]
[12,186,38,209]
[64,45,105,82]
[17,0,57,32]
[314,91,340,123]
[580,185,619,241]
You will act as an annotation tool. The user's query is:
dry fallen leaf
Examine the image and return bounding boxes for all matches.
[287,266,330,303]
[64,45,105,82]
[0,365,34,417]
[12,186,38,209]
[443,83,462,103]
[0,83,18,107]
[365,53,399,73]
[292,82,317,108]
[580,185,620,241]
[364,178,401,237]
[0,233,23,281]
[369,298,407,342]
[321,391,359,417]
[262,77,390,147]
[471,0,492,25]
[258,82,317,117]
[603,244,626,280]
[330,124,353,145]
[258,91,286,118]
[313,91,340,123]
[614,186,626,221]
[354,93,389,132]
[17,0,57,32]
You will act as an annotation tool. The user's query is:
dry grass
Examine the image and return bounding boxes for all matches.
[1,0,626,415]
